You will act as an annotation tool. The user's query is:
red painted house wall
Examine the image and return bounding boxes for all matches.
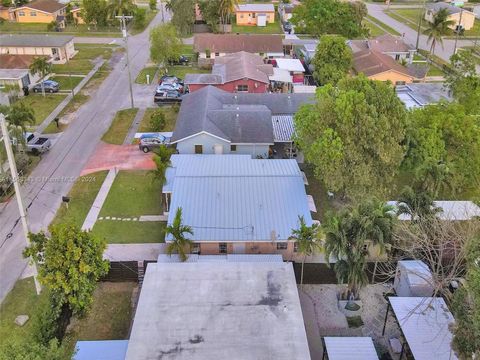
[188,79,269,93]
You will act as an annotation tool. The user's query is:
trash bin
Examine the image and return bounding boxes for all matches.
[23,86,29,96]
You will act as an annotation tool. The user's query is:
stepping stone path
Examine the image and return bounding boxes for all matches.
[97,215,167,222]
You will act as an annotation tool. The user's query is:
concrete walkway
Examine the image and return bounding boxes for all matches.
[36,60,105,134]
[124,108,146,144]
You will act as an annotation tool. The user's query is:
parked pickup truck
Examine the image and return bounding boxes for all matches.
[25,132,51,155]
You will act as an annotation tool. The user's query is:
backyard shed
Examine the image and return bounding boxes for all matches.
[322,337,378,360]
[393,260,434,297]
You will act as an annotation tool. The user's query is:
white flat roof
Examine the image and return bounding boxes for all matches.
[275,58,305,72]
[269,67,293,83]
[324,337,378,360]
[126,259,311,360]
[387,200,480,221]
[388,297,458,360]
[236,3,275,12]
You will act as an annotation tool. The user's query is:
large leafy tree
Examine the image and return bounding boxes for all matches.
[312,35,352,86]
[23,224,109,316]
[166,207,194,261]
[198,0,221,32]
[396,186,441,221]
[294,75,407,200]
[29,57,51,97]
[403,103,480,194]
[446,49,480,115]
[423,8,455,56]
[291,0,367,38]
[149,23,183,69]
[169,0,195,36]
[290,216,321,288]
[0,339,65,360]
[81,0,109,27]
[107,0,136,18]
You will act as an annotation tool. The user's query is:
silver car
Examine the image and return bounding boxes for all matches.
[139,135,167,153]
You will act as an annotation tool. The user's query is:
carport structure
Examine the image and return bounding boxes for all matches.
[322,337,378,360]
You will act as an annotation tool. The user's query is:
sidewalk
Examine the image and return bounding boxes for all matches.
[36,60,105,134]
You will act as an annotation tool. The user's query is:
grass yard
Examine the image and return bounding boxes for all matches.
[365,15,402,36]
[52,44,120,75]
[130,9,157,35]
[102,108,139,144]
[92,221,166,243]
[135,66,158,84]
[51,171,108,228]
[231,20,283,34]
[138,106,178,132]
[302,166,336,222]
[163,65,210,80]
[43,93,90,134]
[17,94,67,126]
[63,282,135,356]
[49,75,84,90]
[427,65,445,76]
[363,19,387,37]
[0,21,122,37]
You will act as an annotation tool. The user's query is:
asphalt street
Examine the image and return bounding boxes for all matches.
[0,4,169,303]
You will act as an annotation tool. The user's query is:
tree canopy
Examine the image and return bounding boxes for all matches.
[312,35,352,86]
[294,75,407,199]
[169,0,195,36]
[149,23,183,67]
[290,0,367,38]
[403,102,480,194]
[24,224,109,316]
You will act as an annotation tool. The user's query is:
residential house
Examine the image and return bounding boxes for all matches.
[0,34,76,63]
[349,34,416,64]
[425,3,475,31]
[387,200,480,221]
[194,34,284,65]
[0,54,43,89]
[170,86,312,157]
[184,51,273,93]
[352,49,424,84]
[396,83,453,109]
[70,6,84,24]
[12,0,67,28]
[235,4,275,26]
[274,58,305,84]
[163,155,314,258]
[0,5,15,20]
[278,3,294,22]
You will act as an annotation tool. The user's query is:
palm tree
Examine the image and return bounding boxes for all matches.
[290,216,321,288]
[4,103,35,150]
[29,57,51,97]
[397,186,441,221]
[423,8,455,57]
[108,0,136,18]
[415,160,453,198]
[165,207,194,262]
[151,146,173,185]
[218,0,238,28]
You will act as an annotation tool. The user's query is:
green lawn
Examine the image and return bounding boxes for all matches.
[49,75,84,90]
[231,19,283,34]
[101,108,139,145]
[135,66,158,84]
[43,93,90,134]
[365,15,402,36]
[100,171,163,217]
[0,21,122,37]
[17,94,67,126]
[163,65,210,81]
[427,65,445,77]
[364,20,387,37]
[51,171,108,228]
[52,44,120,75]
[302,166,336,222]
[92,221,166,243]
[130,9,158,35]
[138,106,178,132]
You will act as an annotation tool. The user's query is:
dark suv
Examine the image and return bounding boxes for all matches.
[32,80,59,93]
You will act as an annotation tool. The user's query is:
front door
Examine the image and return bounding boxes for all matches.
[214,144,223,154]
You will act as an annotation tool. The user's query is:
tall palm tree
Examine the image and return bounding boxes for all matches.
[29,57,51,97]
[423,8,455,57]
[165,207,194,262]
[108,0,136,18]
[415,160,453,198]
[219,0,238,27]
[152,146,173,185]
[4,103,35,150]
[290,216,321,288]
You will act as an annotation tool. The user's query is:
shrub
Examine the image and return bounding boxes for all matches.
[149,109,166,131]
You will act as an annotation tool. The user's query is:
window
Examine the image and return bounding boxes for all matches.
[236,84,248,92]
[252,13,256,18]
[18,11,25,16]
[192,243,200,254]
[406,53,410,59]
[395,54,400,61]
[277,242,288,250]
[230,145,237,152]
[30,11,36,16]
[219,243,227,254]
[194,145,203,154]
[294,242,298,252]
[215,52,220,56]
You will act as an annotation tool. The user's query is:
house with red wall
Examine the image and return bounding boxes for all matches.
[185,51,274,93]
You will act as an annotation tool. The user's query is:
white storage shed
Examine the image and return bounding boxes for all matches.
[393,260,434,297]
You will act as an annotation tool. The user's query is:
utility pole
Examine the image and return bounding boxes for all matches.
[116,15,135,109]
[0,115,41,295]
[453,9,464,56]
[415,0,427,50]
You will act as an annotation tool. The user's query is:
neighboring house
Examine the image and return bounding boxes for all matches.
[396,83,453,109]
[70,6,85,24]
[0,34,76,63]
[0,5,15,20]
[170,86,312,157]
[274,58,305,84]
[0,54,43,89]
[425,3,475,31]
[163,155,314,258]
[12,0,67,28]
[278,3,294,22]
[387,200,480,221]
[194,34,284,64]
[349,34,416,64]
[185,51,273,93]
[352,49,423,84]
[235,4,275,26]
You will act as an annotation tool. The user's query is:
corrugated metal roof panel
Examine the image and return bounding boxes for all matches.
[324,337,378,360]
[388,297,457,360]
[272,115,294,142]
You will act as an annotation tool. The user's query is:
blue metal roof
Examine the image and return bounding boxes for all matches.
[73,340,128,360]
[165,155,312,242]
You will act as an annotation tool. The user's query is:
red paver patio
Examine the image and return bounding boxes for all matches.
[81,142,156,175]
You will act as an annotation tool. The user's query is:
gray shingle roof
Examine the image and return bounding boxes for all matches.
[171,86,313,143]
[426,2,462,15]
[0,34,74,48]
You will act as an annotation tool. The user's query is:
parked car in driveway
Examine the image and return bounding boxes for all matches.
[168,55,189,66]
[25,132,51,154]
[139,135,167,153]
[156,82,183,92]
[32,80,59,93]
[154,90,183,104]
